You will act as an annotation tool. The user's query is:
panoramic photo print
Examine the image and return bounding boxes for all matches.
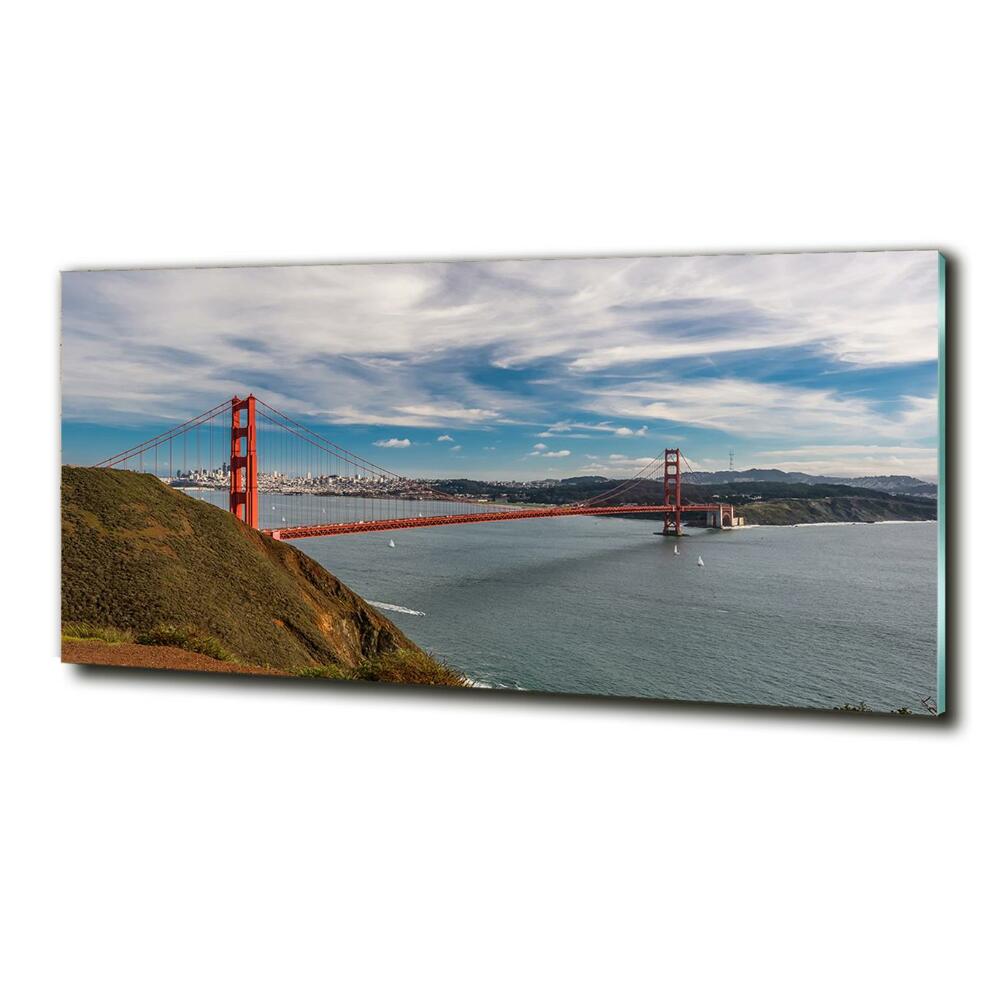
[61,251,945,713]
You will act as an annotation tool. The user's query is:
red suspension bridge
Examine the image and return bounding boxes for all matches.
[94,395,738,538]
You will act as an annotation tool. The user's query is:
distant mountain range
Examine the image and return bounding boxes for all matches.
[565,469,936,496]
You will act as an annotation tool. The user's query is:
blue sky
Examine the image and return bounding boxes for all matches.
[61,251,941,480]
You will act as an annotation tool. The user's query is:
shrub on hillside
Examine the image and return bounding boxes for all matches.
[136,624,233,662]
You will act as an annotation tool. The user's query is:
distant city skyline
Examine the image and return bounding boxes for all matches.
[61,251,941,481]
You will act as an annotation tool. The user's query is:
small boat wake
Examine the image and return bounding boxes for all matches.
[369,600,426,617]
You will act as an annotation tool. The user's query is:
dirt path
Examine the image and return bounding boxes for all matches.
[62,640,299,678]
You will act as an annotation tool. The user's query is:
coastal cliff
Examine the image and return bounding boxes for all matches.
[61,466,465,685]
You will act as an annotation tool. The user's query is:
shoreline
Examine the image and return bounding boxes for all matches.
[737,519,935,529]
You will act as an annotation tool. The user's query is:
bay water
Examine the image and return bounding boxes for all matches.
[191,490,937,711]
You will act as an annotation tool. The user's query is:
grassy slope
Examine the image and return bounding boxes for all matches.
[61,467,464,685]
[737,495,936,525]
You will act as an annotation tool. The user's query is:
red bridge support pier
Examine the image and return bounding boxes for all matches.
[229,394,258,529]
[664,447,682,536]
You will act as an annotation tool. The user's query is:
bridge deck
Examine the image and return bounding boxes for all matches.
[266,503,732,540]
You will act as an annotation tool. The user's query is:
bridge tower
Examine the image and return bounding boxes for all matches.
[664,447,682,536]
[229,395,258,529]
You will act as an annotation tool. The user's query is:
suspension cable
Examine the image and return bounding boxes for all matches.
[95,399,232,467]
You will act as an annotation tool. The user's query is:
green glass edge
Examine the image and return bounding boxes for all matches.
[937,252,946,715]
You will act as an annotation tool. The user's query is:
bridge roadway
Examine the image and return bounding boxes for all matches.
[265,503,732,540]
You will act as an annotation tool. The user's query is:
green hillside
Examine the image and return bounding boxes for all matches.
[607,492,935,526]
[61,466,464,685]
[737,495,936,525]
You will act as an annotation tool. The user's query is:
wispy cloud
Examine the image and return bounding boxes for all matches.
[62,252,938,423]
[527,443,571,458]
[374,437,411,448]
[537,420,649,439]
[61,252,940,479]
[751,444,938,479]
[578,453,659,475]
[583,377,938,443]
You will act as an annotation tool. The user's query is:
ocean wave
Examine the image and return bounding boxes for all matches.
[465,677,528,690]
[368,601,426,616]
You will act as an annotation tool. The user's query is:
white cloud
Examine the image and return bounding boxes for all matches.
[527,447,570,458]
[61,252,939,431]
[60,256,940,482]
[584,378,938,443]
[577,453,659,475]
[751,444,938,479]
[449,444,462,452]
[398,403,499,422]
[538,421,650,439]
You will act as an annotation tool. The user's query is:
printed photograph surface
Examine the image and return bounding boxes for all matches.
[61,251,944,713]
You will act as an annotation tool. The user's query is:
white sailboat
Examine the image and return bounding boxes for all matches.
[697,556,705,567]
[388,539,396,548]
[673,544,679,555]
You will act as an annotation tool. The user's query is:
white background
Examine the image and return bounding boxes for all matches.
[2,3,997,998]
